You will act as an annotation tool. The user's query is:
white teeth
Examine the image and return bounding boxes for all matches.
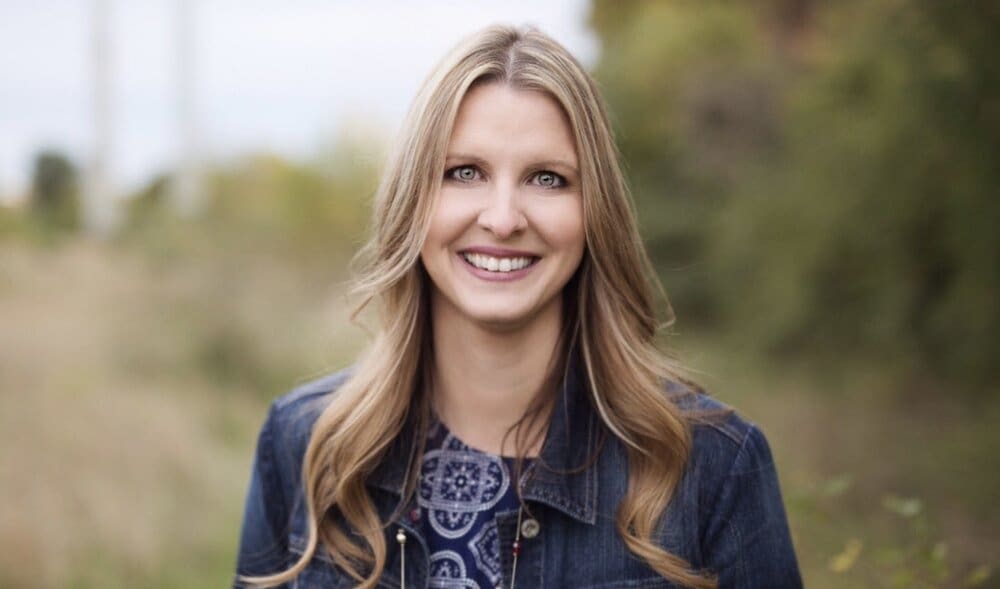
[462,252,535,273]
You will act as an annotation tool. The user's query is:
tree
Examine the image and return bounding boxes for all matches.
[590,0,1000,388]
[30,150,80,233]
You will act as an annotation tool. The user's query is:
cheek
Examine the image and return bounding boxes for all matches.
[535,199,585,255]
[423,191,477,252]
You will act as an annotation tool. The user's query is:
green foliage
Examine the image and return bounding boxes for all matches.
[123,173,170,228]
[29,150,80,235]
[0,203,31,241]
[111,132,380,398]
[590,0,1000,389]
[593,2,775,321]
[791,474,994,588]
[119,128,379,270]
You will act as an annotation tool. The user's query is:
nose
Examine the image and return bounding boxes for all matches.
[477,181,527,239]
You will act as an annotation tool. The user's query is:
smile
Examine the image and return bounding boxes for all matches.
[461,252,538,273]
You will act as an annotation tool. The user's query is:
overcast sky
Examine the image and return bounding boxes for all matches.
[0,0,598,202]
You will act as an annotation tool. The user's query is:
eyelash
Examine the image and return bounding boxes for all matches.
[444,165,568,189]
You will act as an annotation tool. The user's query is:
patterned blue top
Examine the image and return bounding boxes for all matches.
[418,419,524,589]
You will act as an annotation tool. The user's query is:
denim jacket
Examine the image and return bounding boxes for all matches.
[234,357,803,588]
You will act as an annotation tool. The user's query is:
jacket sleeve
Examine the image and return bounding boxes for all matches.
[233,402,291,587]
[701,425,803,588]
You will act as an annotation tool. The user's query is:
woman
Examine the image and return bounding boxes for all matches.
[234,25,802,588]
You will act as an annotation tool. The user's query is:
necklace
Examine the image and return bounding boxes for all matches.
[396,419,538,588]
[396,505,528,588]
[509,506,524,589]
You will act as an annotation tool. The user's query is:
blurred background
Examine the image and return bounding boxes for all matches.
[1,1,996,587]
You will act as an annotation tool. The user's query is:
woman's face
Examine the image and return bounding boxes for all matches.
[420,82,585,332]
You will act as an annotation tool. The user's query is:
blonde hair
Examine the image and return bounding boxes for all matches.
[240,24,717,589]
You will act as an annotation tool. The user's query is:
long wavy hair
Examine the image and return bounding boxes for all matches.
[240,24,717,589]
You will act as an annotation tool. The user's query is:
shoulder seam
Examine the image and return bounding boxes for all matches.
[682,392,756,446]
[701,414,757,446]
[273,367,353,411]
[725,425,757,480]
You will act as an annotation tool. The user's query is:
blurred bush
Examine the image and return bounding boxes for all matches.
[111,128,381,398]
[789,472,995,588]
[591,0,999,390]
[4,150,84,246]
[122,128,378,271]
[30,150,80,233]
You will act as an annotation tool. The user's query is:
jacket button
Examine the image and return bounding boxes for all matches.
[520,517,540,539]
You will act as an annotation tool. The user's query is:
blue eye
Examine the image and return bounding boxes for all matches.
[447,165,480,182]
[533,171,566,189]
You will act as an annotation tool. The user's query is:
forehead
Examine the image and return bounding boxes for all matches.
[447,83,578,163]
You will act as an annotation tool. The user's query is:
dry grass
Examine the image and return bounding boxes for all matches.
[0,239,361,588]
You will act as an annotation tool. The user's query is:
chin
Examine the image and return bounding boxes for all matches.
[430,282,564,332]
[460,291,567,332]
[462,305,537,330]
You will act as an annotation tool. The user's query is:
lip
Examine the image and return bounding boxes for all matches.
[458,245,540,258]
[456,251,539,282]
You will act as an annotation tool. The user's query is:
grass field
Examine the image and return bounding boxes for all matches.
[0,238,995,588]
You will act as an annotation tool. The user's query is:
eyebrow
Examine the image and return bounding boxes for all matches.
[445,153,579,174]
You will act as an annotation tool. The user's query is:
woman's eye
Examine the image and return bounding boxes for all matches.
[533,171,566,189]
[447,165,480,182]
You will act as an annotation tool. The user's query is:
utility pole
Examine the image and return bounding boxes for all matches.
[170,0,203,217]
[84,0,118,236]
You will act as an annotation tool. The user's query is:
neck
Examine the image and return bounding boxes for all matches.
[429,295,563,457]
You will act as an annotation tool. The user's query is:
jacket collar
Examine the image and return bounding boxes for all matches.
[367,347,600,525]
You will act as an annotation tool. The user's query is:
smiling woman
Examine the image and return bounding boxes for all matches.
[421,83,585,333]
[234,25,802,589]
